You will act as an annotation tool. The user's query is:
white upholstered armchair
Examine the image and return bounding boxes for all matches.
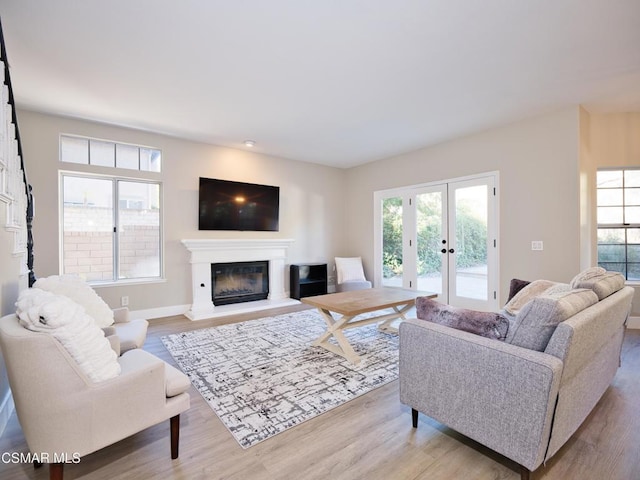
[0,313,190,480]
[334,257,372,292]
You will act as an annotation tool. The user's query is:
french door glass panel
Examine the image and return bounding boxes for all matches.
[416,187,446,300]
[381,196,404,287]
[449,180,490,308]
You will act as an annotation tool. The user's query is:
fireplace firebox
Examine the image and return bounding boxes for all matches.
[211,261,269,306]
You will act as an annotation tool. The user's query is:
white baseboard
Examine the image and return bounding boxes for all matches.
[0,390,15,439]
[130,304,191,321]
[627,316,640,329]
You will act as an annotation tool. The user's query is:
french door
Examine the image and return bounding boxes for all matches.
[376,174,498,311]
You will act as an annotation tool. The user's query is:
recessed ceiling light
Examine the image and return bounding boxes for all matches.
[243,140,256,147]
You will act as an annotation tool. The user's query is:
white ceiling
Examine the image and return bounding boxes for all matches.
[1,1,639,168]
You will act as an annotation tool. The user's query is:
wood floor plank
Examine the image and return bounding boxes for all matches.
[0,307,638,479]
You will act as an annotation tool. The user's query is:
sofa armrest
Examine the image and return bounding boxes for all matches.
[112,307,130,324]
[106,334,121,356]
[83,350,175,453]
[102,326,116,337]
[399,319,563,471]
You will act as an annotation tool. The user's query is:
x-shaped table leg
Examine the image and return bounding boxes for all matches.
[377,302,413,333]
[312,308,361,364]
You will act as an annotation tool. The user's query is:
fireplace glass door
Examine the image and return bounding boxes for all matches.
[211,261,269,306]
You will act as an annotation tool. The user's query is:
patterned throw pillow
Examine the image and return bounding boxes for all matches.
[569,268,625,300]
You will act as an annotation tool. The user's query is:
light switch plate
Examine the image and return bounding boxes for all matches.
[531,241,544,251]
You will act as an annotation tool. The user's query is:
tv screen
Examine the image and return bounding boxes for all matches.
[198,177,280,231]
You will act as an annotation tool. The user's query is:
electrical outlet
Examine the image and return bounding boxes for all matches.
[121,296,129,306]
[531,241,544,251]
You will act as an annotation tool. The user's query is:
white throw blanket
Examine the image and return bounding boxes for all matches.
[16,289,121,382]
[34,274,115,328]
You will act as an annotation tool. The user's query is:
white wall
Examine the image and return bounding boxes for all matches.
[17,110,348,315]
[343,107,582,305]
[0,210,22,434]
[17,107,634,314]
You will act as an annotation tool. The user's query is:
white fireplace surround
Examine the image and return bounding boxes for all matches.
[181,239,298,320]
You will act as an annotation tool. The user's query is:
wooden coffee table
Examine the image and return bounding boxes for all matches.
[301,287,436,364]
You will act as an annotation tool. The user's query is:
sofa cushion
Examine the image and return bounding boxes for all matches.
[503,279,557,315]
[34,275,114,328]
[336,280,372,292]
[507,288,599,351]
[570,269,625,300]
[15,288,120,382]
[416,297,509,340]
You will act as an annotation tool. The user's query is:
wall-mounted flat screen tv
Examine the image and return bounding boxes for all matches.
[199,177,280,231]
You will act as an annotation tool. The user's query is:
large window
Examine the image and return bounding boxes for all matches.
[597,168,640,280]
[60,135,162,284]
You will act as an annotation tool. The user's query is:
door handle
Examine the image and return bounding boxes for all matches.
[449,248,455,254]
[441,248,447,254]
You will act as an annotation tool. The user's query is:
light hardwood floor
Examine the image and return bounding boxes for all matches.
[1,305,639,480]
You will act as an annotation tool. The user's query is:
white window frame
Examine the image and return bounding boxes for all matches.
[596,167,640,281]
[60,134,162,172]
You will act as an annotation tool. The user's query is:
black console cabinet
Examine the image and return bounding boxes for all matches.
[290,263,327,300]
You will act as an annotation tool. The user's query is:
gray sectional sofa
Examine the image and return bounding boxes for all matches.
[399,270,633,479]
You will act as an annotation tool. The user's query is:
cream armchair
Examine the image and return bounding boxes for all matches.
[0,313,190,480]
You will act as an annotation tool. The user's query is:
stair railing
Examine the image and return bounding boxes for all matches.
[0,19,36,287]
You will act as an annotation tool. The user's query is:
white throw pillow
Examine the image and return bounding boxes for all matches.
[335,257,367,284]
[16,288,121,382]
[34,274,114,328]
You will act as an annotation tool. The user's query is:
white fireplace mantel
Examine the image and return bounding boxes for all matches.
[181,238,297,320]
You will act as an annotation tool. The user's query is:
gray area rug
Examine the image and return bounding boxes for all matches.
[161,309,399,448]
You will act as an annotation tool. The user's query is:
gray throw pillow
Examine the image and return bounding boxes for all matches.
[507,288,598,351]
[415,297,509,341]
